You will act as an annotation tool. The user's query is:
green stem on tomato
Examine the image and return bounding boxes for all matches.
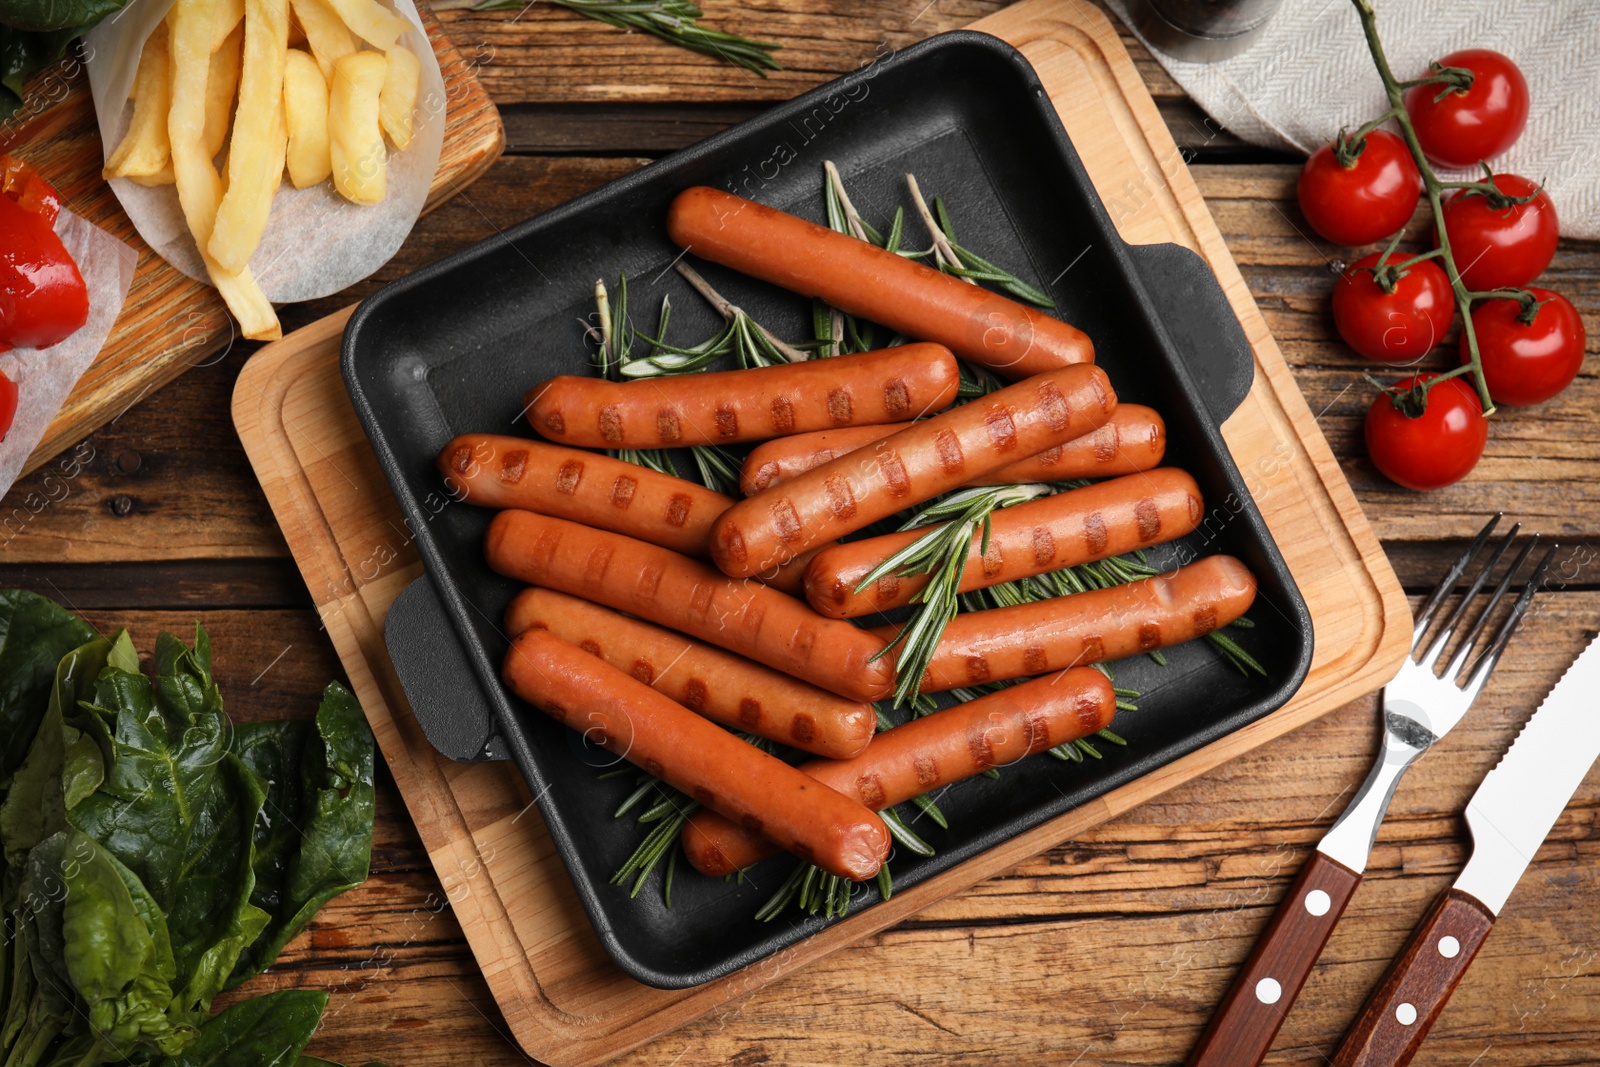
[1351,0,1496,417]
[1390,246,1447,270]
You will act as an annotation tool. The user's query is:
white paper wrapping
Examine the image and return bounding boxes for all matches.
[1104,0,1600,239]
[0,211,138,501]
[84,0,446,302]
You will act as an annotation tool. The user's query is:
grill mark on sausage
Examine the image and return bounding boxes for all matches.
[1188,492,1202,524]
[1081,635,1105,662]
[967,723,997,769]
[874,574,900,605]
[790,712,816,744]
[714,403,739,438]
[1022,646,1048,673]
[1084,512,1108,554]
[542,410,565,435]
[984,408,1018,453]
[664,493,692,527]
[449,445,472,474]
[741,597,767,636]
[1024,711,1051,754]
[554,460,582,495]
[751,461,779,492]
[630,660,655,685]
[770,499,804,543]
[656,408,682,443]
[1037,381,1070,432]
[1089,373,1111,412]
[532,527,563,565]
[914,756,939,787]
[1138,622,1162,650]
[981,539,1004,578]
[883,378,910,417]
[578,639,601,656]
[635,561,665,599]
[1034,444,1062,468]
[1031,527,1055,566]
[499,450,528,484]
[598,405,623,444]
[934,429,964,474]
[827,388,853,424]
[1075,690,1104,730]
[964,654,991,683]
[1193,605,1219,634]
[770,396,795,433]
[856,773,886,809]
[609,475,636,508]
[544,702,567,724]
[877,449,911,497]
[584,545,614,583]
[720,526,748,565]
[689,583,716,620]
[1136,499,1161,541]
[643,757,663,777]
[1092,425,1118,462]
[682,679,708,710]
[738,698,762,727]
[823,474,857,521]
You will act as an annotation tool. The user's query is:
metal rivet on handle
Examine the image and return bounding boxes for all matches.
[1304,889,1331,917]
[1396,1003,1418,1025]
[1438,936,1461,959]
[1255,978,1282,1005]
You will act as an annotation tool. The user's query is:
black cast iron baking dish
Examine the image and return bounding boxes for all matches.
[344,30,1315,989]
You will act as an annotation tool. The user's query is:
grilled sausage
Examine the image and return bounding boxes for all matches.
[524,344,960,449]
[666,186,1094,378]
[871,555,1257,692]
[709,364,1116,579]
[502,628,890,881]
[484,510,895,702]
[503,587,876,759]
[740,404,1168,496]
[681,667,1116,875]
[805,469,1204,619]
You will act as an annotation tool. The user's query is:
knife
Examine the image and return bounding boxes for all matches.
[1330,631,1600,1067]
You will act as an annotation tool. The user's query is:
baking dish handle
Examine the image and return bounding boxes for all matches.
[384,575,509,762]
[1126,241,1257,426]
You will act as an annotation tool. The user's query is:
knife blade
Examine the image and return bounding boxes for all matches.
[1331,631,1600,1067]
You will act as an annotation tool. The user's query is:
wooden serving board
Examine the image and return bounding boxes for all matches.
[233,2,1412,1063]
[0,7,503,479]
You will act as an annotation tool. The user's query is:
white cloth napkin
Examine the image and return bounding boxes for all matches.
[1104,0,1600,239]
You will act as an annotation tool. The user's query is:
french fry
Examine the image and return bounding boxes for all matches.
[207,0,289,276]
[292,0,356,81]
[204,23,244,160]
[128,163,175,187]
[283,48,332,189]
[209,0,246,49]
[323,0,409,51]
[104,23,172,180]
[329,51,388,205]
[378,43,419,150]
[168,0,279,341]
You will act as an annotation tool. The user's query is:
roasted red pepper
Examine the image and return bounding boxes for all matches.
[1,154,89,354]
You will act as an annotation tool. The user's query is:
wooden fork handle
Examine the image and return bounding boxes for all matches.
[1330,888,1496,1067]
[1187,851,1363,1067]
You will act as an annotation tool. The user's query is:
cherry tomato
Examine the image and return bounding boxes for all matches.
[1404,49,1529,169]
[1297,130,1422,246]
[1365,374,1487,490]
[0,371,16,442]
[1332,251,1454,362]
[1438,174,1557,291]
[1461,288,1585,406]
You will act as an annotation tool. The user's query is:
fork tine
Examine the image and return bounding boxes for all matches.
[1413,514,1501,646]
[1420,522,1520,669]
[1461,544,1558,699]
[1445,536,1538,683]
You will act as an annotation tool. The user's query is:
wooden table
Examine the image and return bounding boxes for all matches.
[5,4,1597,1064]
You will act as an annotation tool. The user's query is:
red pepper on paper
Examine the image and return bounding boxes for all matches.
[1,154,90,358]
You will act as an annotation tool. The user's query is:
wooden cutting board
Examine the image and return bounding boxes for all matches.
[232,2,1412,1063]
[0,7,503,479]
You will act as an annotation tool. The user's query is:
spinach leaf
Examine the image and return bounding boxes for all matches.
[0,0,128,34]
[69,629,272,1012]
[158,988,328,1067]
[231,684,375,986]
[0,589,94,790]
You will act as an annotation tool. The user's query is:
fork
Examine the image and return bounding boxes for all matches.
[1186,514,1555,1067]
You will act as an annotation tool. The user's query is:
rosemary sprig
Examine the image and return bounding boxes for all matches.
[609,777,699,904]
[905,173,1056,309]
[865,483,1058,707]
[454,0,782,77]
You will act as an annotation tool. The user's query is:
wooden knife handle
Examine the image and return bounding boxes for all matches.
[1330,888,1497,1067]
[1187,851,1363,1067]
